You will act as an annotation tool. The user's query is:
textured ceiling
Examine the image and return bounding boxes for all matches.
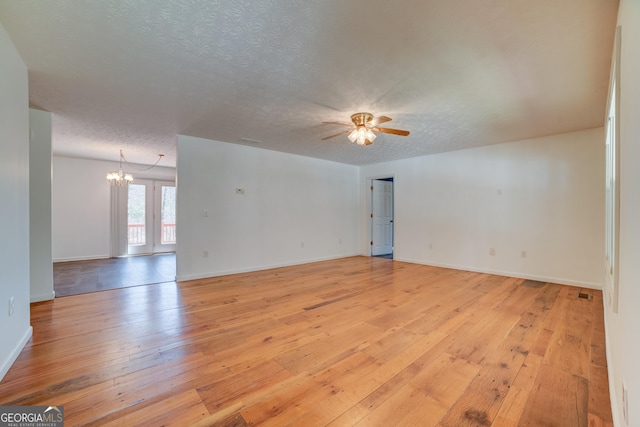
[0,0,618,166]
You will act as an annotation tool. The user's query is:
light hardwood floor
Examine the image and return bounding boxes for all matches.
[0,257,612,426]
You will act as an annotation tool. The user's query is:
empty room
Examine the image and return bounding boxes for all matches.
[1,1,639,426]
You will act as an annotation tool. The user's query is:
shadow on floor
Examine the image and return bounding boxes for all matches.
[54,253,176,297]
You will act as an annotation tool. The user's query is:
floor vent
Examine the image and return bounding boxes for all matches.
[521,280,545,288]
[577,292,593,300]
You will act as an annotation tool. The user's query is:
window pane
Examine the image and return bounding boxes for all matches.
[161,186,176,244]
[128,184,146,246]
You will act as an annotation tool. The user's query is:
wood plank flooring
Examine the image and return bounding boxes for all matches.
[54,253,176,296]
[0,256,612,426]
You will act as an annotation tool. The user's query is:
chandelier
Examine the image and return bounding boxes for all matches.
[106,150,164,186]
[106,150,133,186]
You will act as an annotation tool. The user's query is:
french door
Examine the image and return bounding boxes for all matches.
[127,179,176,255]
[154,182,177,253]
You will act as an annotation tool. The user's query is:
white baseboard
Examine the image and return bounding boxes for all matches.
[187,253,603,290]
[0,326,33,382]
[31,290,55,303]
[176,253,359,282]
[391,257,603,290]
[53,255,110,263]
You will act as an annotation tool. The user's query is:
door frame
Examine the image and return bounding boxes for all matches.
[368,175,395,257]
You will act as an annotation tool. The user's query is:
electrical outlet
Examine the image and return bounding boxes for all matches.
[623,382,628,425]
[489,248,496,256]
[9,297,14,317]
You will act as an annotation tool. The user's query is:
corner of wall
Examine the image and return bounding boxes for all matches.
[29,108,54,302]
[0,327,32,382]
[0,21,33,383]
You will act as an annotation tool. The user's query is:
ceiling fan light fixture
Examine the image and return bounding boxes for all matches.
[348,129,358,143]
[366,128,376,142]
[350,127,376,146]
[321,112,408,146]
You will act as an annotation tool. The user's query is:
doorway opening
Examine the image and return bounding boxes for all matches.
[57,179,178,297]
[370,177,394,259]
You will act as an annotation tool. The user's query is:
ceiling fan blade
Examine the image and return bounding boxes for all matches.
[373,127,410,136]
[322,121,353,127]
[321,130,351,140]
[371,116,392,126]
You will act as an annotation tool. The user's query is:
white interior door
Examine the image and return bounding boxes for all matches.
[127,179,153,255]
[154,181,176,253]
[371,179,394,256]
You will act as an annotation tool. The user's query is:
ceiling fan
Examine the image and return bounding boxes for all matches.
[321,112,410,146]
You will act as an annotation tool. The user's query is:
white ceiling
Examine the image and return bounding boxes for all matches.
[0,0,618,167]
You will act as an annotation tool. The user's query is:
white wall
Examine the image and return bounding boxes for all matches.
[29,109,54,302]
[604,1,640,425]
[176,135,359,281]
[52,155,175,261]
[0,23,32,381]
[359,128,605,288]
